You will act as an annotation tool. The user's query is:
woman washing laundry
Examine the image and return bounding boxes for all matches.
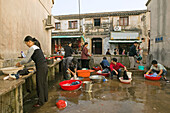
[66,58,78,80]
[16,36,48,107]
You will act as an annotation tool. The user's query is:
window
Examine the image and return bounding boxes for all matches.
[94,18,101,26]
[119,17,129,26]
[68,21,78,29]
[55,22,60,30]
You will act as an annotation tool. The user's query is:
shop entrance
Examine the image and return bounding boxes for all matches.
[92,38,102,54]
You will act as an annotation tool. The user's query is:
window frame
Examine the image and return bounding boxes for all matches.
[55,22,61,30]
[68,21,78,29]
[119,17,129,26]
[94,18,101,27]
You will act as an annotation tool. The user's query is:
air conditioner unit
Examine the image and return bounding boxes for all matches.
[45,15,55,29]
[114,26,121,31]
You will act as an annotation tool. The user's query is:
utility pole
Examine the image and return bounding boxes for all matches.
[78,0,81,32]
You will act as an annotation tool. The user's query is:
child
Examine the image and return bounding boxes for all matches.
[146,60,169,83]
[110,58,127,79]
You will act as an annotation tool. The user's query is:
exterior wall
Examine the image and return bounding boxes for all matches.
[83,14,150,55]
[52,19,81,32]
[147,0,170,68]
[0,0,53,59]
[53,10,150,57]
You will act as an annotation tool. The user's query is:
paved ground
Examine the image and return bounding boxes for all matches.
[25,73,170,113]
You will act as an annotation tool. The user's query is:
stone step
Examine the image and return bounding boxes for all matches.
[128,69,145,77]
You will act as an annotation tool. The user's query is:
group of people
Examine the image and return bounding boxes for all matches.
[100,57,128,80]
[106,42,142,66]
[63,42,91,80]
[14,38,169,108]
[106,48,126,55]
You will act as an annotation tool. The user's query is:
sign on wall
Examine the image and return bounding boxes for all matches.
[111,32,140,40]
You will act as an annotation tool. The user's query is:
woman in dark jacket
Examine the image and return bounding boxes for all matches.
[16,36,48,107]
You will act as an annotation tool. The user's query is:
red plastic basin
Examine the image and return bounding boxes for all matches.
[93,67,101,71]
[144,74,161,81]
[96,71,110,77]
[59,80,82,91]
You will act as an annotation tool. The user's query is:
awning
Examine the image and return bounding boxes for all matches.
[52,35,85,42]
[111,32,140,40]
[109,40,142,43]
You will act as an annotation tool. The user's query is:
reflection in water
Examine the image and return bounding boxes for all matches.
[30,76,170,113]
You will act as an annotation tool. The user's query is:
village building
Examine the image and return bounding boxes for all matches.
[146,0,170,68]
[52,10,150,63]
[0,0,55,60]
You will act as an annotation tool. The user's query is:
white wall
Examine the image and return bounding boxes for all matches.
[148,0,170,67]
[53,19,81,32]
[0,0,53,59]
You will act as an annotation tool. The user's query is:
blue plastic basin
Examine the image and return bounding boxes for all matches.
[138,66,144,70]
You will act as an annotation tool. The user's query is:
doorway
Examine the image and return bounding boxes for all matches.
[92,38,102,54]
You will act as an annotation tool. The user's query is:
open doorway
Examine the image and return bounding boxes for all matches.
[92,38,102,54]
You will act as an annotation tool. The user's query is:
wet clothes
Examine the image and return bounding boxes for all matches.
[152,69,167,76]
[20,45,48,105]
[123,71,129,80]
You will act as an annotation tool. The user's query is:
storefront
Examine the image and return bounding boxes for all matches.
[51,36,85,54]
[109,32,141,54]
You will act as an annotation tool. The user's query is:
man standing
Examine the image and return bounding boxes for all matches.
[129,41,138,68]
[64,42,74,79]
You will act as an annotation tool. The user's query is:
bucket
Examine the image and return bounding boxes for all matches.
[138,66,144,70]
[82,81,93,92]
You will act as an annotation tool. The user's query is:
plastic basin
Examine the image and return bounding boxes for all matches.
[77,70,91,77]
[93,67,101,71]
[119,77,132,84]
[96,70,110,77]
[89,75,105,83]
[59,80,82,91]
[144,74,161,81]
[96,72,110,77]
[138,66,145,70]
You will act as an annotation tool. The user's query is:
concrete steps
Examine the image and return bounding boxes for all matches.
[128,69,145,77]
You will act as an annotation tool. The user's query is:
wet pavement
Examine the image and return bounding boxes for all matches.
[26,75,170,113]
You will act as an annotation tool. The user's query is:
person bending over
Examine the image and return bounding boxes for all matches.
[146,60,169,83]
[110,58,127,79]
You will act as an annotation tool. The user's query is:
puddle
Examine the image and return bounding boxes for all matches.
[25,75,170,113]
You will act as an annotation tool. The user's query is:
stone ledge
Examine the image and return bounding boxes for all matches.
[0,76,25,96]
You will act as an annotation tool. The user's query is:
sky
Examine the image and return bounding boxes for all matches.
[52,0,148,16]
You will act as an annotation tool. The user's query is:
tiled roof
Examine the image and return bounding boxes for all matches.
[54,10,148,20]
